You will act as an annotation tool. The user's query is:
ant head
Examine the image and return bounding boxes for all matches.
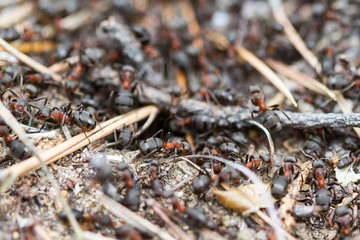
[24,84,39,99]
[248,85,260,94]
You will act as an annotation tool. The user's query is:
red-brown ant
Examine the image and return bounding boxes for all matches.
[245,153,271,169]
[2,78,46,124]
[336,206,353,239]
[312,160,327,189]
[249,86,290,133]
[117,163,136,189]
[139,130,191,157]
[0,118,32,160]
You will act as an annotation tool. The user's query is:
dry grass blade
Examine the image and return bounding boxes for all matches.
[0,105,157,182]
[146,199,194,240]
[0,98,83,239]
[100,194,176,240]
[0,37,62,82]
[335,92,360,138]
[200,229,228,240]
[0,2,35,29]
[266,59,337,101]
[268,1,322,75]
[236,46,297,107]
[247,120,275,159]
[179,0,203,51]
[278,161,312,230]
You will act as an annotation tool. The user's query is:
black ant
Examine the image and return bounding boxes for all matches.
[1,77,46,124]
[139,130,191,157]
[336,206,353,239]
[109,65,139,114]
[0,118,32,160]
[245,153,271,169]
[249,86,290,133]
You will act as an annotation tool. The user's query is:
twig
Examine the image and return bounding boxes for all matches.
[266,59,337,101]
[99,194,176,240]
[278,161,312,230]
[184,155,286,240]
[133,107,160,138]
[0,38,62,82]
[139,86,360,129]
[267,0,322,75]
[0,105,157,181]
[0,100,83,239]
[48,56,79,73]
[236,46,297,107]
[146,199,194,240]
[247,120,275,159]
[335,92,360,139]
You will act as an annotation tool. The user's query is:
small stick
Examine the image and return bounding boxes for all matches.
[146,199,194,240]
[247,120,275,159]
[335,92,360,139]
[48,56,79,73]
[267,0,322,75]
[266,59,337,101]
[0,38,62,82]
[236,46,297,107]
[0,100,83,239]
[0,105,158,181]
[99,194,176,240]
[139,86,360,129]
[133,107,160,138]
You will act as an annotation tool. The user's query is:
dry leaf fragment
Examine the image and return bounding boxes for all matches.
[213,185,268,215]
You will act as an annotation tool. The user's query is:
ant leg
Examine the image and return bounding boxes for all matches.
[144,149,159,159]
[279,110,291,121]
[151,129,164,138]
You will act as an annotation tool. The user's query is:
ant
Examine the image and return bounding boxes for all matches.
[35,104,72,130]
[139,130,191,157]
[71,105,97,131]
[270,175,289,199]
[270,156,299,199]
[336,206,353,239]
[249,86,290,133]
[312,160,327,189]
[117,163,136,189]
[245,153,271,169]
[65,47,103,94]
[1,77,46,124]
[109,65,139,114]
[0,118,32,160]
[132,25,159,60]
